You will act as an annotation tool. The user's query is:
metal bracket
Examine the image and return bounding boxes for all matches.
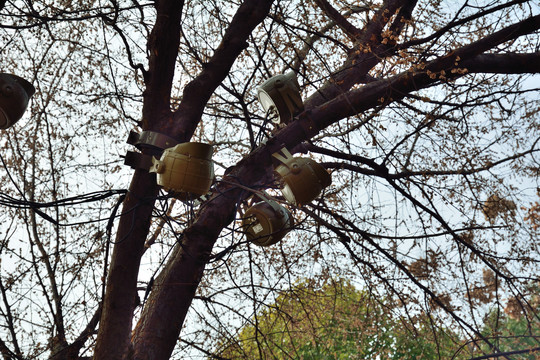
[127,130,179,150]
[123,151,154,171]
[272,147,294,165]
[124,130,180,172]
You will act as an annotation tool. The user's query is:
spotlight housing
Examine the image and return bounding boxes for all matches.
[149,142,214,198]
[257,71,303,124]
[242,198,292,247]
[273,147,331,206]
[0,73,35,129]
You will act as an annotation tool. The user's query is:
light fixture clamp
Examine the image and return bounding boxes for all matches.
[123,151,154,170]
[127,130,179,151]
[124,130,180,171]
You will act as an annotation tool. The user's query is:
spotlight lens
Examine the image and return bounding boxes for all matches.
[281,184,296,204]
[258,91,276,113]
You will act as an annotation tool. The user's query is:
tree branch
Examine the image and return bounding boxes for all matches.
[463,52,540,74]
[322,139,540,179]
[314,0,362,41]
[70,305,102,356]
[297,21,540,136]
[141,0,185,129]
[123,8,540,360]
[93,171,159,360]
[304,0,418,109]
[95,1,185,360]
[469,346,540,360]
[400,0,531,49]
[130,183,243,360]
[128,11,540,357]
[128,1,275,359]
[51,304,102,360]
[307,204,508,357]
[0,337,18,360]
[168,0,275,142]
[0,279,21,359]
[288,7,368,72]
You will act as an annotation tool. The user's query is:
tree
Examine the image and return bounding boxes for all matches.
[0,0,538,359]
[218,278,467,359]
[468,283,540,359]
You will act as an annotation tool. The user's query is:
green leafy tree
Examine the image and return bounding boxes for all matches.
[467,287,540,359]
[218,279,467,359]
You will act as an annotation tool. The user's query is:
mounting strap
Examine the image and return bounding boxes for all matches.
[127,130,179,150]
[123,151,154,170]
[124,130,179,171]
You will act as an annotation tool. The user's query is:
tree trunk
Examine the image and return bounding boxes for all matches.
[93,171,159,360]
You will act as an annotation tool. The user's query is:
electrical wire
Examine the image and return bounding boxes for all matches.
[0,189,128,209]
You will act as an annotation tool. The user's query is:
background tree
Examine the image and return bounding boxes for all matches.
[0,0,538,359]
[472,283,540,359]
[218,278,467,359]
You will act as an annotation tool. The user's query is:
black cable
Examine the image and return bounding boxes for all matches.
[101,193,126,300]
[252,109,274,150]
[0,189,128,209]
[0,152,62,225]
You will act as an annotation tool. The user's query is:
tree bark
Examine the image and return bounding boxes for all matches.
[93,171,159,360]
[96,1,274,359]
[130,188,240,360]
[94,0,185,358]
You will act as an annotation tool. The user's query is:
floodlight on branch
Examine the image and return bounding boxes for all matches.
[257,71,304,124]
[272,147,331,206]
[0,73,35,129]
[149,142,214,199]
[242,193,293,247]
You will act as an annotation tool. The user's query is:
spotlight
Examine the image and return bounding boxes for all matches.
[242,196,292,247]
[257,71,303,124]
[0,73,35,129]
[273,147,331,206]
[149,142,214,198]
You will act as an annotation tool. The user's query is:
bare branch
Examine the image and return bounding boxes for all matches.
[304,0,418,109]
[169,0,275,141]
[140,0,185,129]
[469,346,540,360]
[463,52,540,74]
[400,0,532,49]
[0,280,21,359]
[314,0,362,41]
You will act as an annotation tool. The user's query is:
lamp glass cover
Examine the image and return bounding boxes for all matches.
[258,90,274,112]
[281,184,296,204]
[258,90,281,122]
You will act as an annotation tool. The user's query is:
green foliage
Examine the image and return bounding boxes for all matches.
[475,292,540,359]
[217,279,465,359]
